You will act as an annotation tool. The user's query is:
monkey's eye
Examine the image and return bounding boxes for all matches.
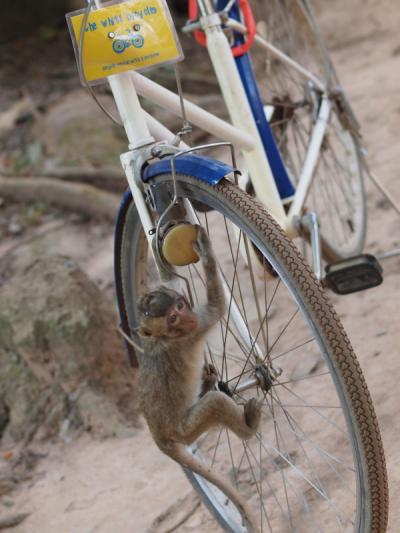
[170,314,177,323]
[176,301,184,310]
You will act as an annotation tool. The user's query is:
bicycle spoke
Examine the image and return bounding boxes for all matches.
[242,442,274,532]
[270,386,354,525]
[268,389,297,530]
[257,434,349,529]
[210,427,224,469]
[274,370,331,387]
[276,382,351,439]
[271,336,316,361]
[225,429,239,490]
[264,308,299,363]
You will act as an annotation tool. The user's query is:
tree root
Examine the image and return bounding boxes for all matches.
[0,176,120,221]
[38,166,127,193]
[149,493,201,533]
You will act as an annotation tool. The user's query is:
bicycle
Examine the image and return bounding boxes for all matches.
[66,0,388,531]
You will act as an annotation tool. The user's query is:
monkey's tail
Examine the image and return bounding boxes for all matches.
[164,443,258,533]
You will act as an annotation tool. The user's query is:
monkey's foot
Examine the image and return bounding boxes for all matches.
[200,364,218,396]
[244,398,262,433]
[202,363,217,382]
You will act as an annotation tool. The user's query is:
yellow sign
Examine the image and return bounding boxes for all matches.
[67,0,183,83]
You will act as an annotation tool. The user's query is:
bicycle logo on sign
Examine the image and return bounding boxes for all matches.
[112,33,145,53]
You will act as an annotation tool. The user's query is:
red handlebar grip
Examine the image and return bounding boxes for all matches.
[188,0,255,56]
[232,0,256,57]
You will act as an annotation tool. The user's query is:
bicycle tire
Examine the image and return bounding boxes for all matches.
[116,175,387,532]
[250,0,367,260]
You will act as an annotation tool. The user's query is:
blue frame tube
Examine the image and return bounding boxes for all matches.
[217,0,295,199]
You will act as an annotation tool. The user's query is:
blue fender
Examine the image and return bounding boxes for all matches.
[142,154,234,185]
[113,187,138,366]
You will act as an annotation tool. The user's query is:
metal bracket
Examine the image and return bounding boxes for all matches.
[169,141,240,192]
[297,212,323,280]
[377,249,400,262]
[121,141,180,190]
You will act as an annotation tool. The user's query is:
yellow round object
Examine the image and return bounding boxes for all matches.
[162,223,200,266]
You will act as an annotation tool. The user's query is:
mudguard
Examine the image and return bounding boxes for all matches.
[142,153,234,184]
[114,187,137,366]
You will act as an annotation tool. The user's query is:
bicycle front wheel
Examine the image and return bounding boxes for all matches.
[251,0,367,259]
[116,175,387,532]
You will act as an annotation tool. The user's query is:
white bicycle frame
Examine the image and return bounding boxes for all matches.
[93,0,333,386]
[94,0,331,241]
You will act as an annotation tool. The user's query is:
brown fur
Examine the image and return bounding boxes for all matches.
[139,228,261,531]
[137,227,261,532]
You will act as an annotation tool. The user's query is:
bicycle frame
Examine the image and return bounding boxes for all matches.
[94,0,332,240]
[99,4,390,523]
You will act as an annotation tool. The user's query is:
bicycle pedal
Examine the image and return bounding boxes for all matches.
[324,254,383,295]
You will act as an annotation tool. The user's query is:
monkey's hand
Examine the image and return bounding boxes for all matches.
[192,226,215,267]
[192,225,226,329]
[200,363,218,397]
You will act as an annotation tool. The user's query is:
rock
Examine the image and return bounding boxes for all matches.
[0,475,17,497]
[0,398,9,438]
[0,255,139,446]
[7,220,22,235]
[0,513,30,530]
[74,387,138,439]
[32,90,126,167]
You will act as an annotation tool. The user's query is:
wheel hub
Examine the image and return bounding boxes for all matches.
[219,364,283,396]
[254,363,283,392]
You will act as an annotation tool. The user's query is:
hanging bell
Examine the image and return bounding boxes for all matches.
[161,222,200,266]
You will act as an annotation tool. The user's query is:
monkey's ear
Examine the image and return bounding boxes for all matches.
[135,326,153,337]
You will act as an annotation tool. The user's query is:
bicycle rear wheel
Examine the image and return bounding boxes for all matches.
[116,175,387,532]
[250,0,367,260]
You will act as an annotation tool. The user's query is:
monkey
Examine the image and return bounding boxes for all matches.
[136,226,261,532]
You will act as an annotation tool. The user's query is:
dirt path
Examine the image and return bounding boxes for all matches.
[1,0,400,531]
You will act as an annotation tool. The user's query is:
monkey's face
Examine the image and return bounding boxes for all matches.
[137,289,198,338]
[164,297,198,337]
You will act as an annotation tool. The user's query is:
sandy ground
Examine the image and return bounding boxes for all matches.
[1,0,400,531]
